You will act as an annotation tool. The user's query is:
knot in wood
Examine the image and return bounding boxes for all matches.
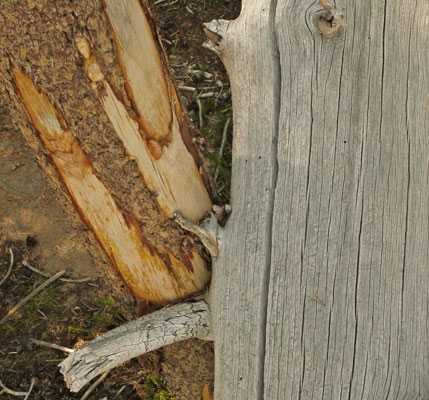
[313,1,346,35]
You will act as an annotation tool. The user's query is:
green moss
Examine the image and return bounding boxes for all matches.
[1,285,59,335]
[94,296,115,307]
[68,326,93,335]
[143,374,175,400]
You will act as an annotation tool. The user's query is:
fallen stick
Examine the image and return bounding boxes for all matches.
[178,85,197,92]
[0,248,14,287]
[23,378,37,400]
[113,385,126,399]
[199,92,215,98]
[29,338,73,353]
[60,299,211,392]
[0,379,28,397]
[213,116,231,183]
[80,371,109,400]
[197,97,203,129]
[0,270,65,325]
[22,260,91,283]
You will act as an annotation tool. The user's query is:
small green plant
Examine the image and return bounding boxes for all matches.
[201,97,216,117]
[143,374,175,400]
[94,296,120,314]
[197,63,208,81]
[68,326,93,335]
[92,313,118,328]
[2,285,59,335]
[93,296,121,328]
[94,296,115,307]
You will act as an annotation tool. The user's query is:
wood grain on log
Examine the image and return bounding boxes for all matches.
[209,0,429,399]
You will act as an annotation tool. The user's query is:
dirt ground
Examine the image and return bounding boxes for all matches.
[0,0,240,399]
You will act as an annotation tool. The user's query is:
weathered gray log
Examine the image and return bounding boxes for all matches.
[207,0,429,399]
[58,0,429,398]
[59,300,211,392]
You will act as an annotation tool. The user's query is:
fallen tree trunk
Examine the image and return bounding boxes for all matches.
[3,0,429,398]
[209,0,429,399]
[3,0,212,306]
[63,1,429,399]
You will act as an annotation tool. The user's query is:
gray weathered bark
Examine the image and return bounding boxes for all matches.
[60,300,210,392]
[209,0,429,399]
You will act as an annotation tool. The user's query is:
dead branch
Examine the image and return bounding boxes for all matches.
[29,338,73,353]
[0,270,65,325]
[59,299,211,392]
[0,379,28,397]
[213,116,231,184]
[22,260,91,283]
[0,248,14,287]
[80,371,109,400]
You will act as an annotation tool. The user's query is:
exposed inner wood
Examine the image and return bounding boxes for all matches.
[13,70,210,305]
[102,0,211,222]
[103,0,171,143]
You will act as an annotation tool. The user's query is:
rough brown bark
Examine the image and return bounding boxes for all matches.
[0,0,211,305]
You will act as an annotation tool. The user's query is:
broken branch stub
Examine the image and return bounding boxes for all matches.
[59,299,211,393]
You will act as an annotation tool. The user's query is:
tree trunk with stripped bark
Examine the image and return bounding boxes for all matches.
[2,0,429,399]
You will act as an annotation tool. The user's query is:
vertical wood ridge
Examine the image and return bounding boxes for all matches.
[259,0,281,397]
[210,0,279,398]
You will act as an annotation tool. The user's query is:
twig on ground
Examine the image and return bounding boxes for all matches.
[214,116,231,183]
[0,379,28,397]
[161,0,179,6]
[185,5,194,14]
[23,378,37,400]
[22,260,91,283]
[0,270,65,325]
[188,70,213,80]
[80,300,98,312]
[153,0,167,4]
[58,277,91,283]
[200,84,226,90]
[178,85,196,92]
[114,385,126,399]
[29,338,73,353]
[37,309,48,319]
[80,370,109,400]
[22,260,50,277]
[199,92,215,98]
[0,248,14,287]
[197,97,203,129]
